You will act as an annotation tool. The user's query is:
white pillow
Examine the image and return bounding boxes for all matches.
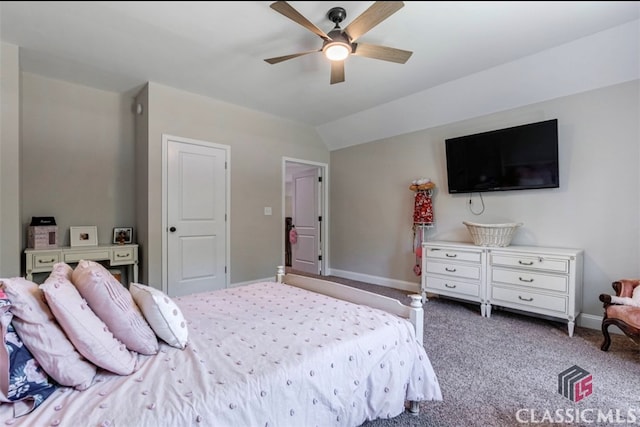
[129,283,188,349]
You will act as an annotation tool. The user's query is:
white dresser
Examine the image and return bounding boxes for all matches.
[25,244,139,284]
[422,241,583,337]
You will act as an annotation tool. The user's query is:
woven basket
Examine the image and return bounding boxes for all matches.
[463,221,523,247]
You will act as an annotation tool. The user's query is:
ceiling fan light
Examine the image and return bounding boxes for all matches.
[324,42,351,61]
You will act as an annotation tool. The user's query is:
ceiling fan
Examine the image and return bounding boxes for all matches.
[264,1,412,85]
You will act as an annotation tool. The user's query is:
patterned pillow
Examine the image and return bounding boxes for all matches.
[129,283,188,349]
[0,289,57,417]
[72,260,158,355]
[40,275,138,376]
[1,277,96,390]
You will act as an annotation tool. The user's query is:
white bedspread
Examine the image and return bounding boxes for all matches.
[0,281,441,426]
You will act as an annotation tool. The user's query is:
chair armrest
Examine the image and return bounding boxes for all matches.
[612,279,640,298]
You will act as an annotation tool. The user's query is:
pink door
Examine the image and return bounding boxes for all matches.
[291,167,320,274]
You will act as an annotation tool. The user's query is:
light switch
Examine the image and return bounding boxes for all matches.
[264,207,272,216]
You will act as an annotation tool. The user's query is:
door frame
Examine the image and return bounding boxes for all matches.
[282,157,329,275]
[162,134,231,294]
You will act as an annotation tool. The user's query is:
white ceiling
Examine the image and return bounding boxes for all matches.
[1,1,639,147]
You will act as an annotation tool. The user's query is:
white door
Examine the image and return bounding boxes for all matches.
[166,138,227,297]
[291,167,320,274]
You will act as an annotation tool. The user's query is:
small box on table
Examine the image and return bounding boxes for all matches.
[27,217,58,249]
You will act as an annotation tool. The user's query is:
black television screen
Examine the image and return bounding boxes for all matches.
[445,119,559,193]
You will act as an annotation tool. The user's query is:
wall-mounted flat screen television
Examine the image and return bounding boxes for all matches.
[445,119,559,194]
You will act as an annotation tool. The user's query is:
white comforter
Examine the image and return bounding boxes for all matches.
[0,281,441,426]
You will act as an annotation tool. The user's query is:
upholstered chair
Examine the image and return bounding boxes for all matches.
[599,279,640,351]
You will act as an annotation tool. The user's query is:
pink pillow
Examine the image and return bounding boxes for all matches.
[72,260,158,355]
[0,276,96,390]
[48,262,73,281]
[40,274,137,376]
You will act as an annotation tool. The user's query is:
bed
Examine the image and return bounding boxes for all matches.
[0,265,441,426]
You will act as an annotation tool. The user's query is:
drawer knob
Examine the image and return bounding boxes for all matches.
[445,267,457,272]
[518,277,534,283]
[445,253,457,258]
[38,258,55,264]
[445,283,457,289]
[518,295,534,302]
[518,260,534,266]
[116,253,128,258]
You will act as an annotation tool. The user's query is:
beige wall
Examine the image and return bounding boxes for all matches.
[330,80,639,319]
[20,73,137,248]
[138,82,329,287]
[4,70,328,287]
[0,42,21,277]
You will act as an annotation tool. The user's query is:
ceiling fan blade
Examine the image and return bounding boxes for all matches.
[343,1,404,42]
[270,1,330,40]
[264,49,320,64]
[352,43,412,64]
[330,61,345,85]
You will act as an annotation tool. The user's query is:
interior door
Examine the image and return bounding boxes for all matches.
[291,167,320,274]
[167,138,227,297]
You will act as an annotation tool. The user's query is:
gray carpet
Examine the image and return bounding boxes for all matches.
[290,271,640,427]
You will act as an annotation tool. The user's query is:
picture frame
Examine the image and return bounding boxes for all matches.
[113,227,133,245]
[70,226,98,247]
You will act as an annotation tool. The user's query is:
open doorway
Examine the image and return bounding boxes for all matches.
[282,158,328,276]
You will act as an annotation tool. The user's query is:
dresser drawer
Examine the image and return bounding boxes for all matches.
[491,286,567,314]
[32,252,60,269]
[425,261,481,280]
[491,268,568,293]
[64,250,111,263]
[425,276,480,298]
[491,253,568,273]
[111,247,135,265]
[425,247,481,263]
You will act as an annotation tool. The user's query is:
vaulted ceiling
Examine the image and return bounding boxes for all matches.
[1,1,638,149]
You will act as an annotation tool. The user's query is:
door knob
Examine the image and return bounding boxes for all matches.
[169,226,177,232]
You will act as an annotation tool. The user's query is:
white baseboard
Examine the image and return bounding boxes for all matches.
[577,313,602,331]
[326,268,421,294]
[578,312,623,334]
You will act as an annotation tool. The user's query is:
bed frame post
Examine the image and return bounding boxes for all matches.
[408,294,423,416]
[408,294,424,346]
[276,265,285,283]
